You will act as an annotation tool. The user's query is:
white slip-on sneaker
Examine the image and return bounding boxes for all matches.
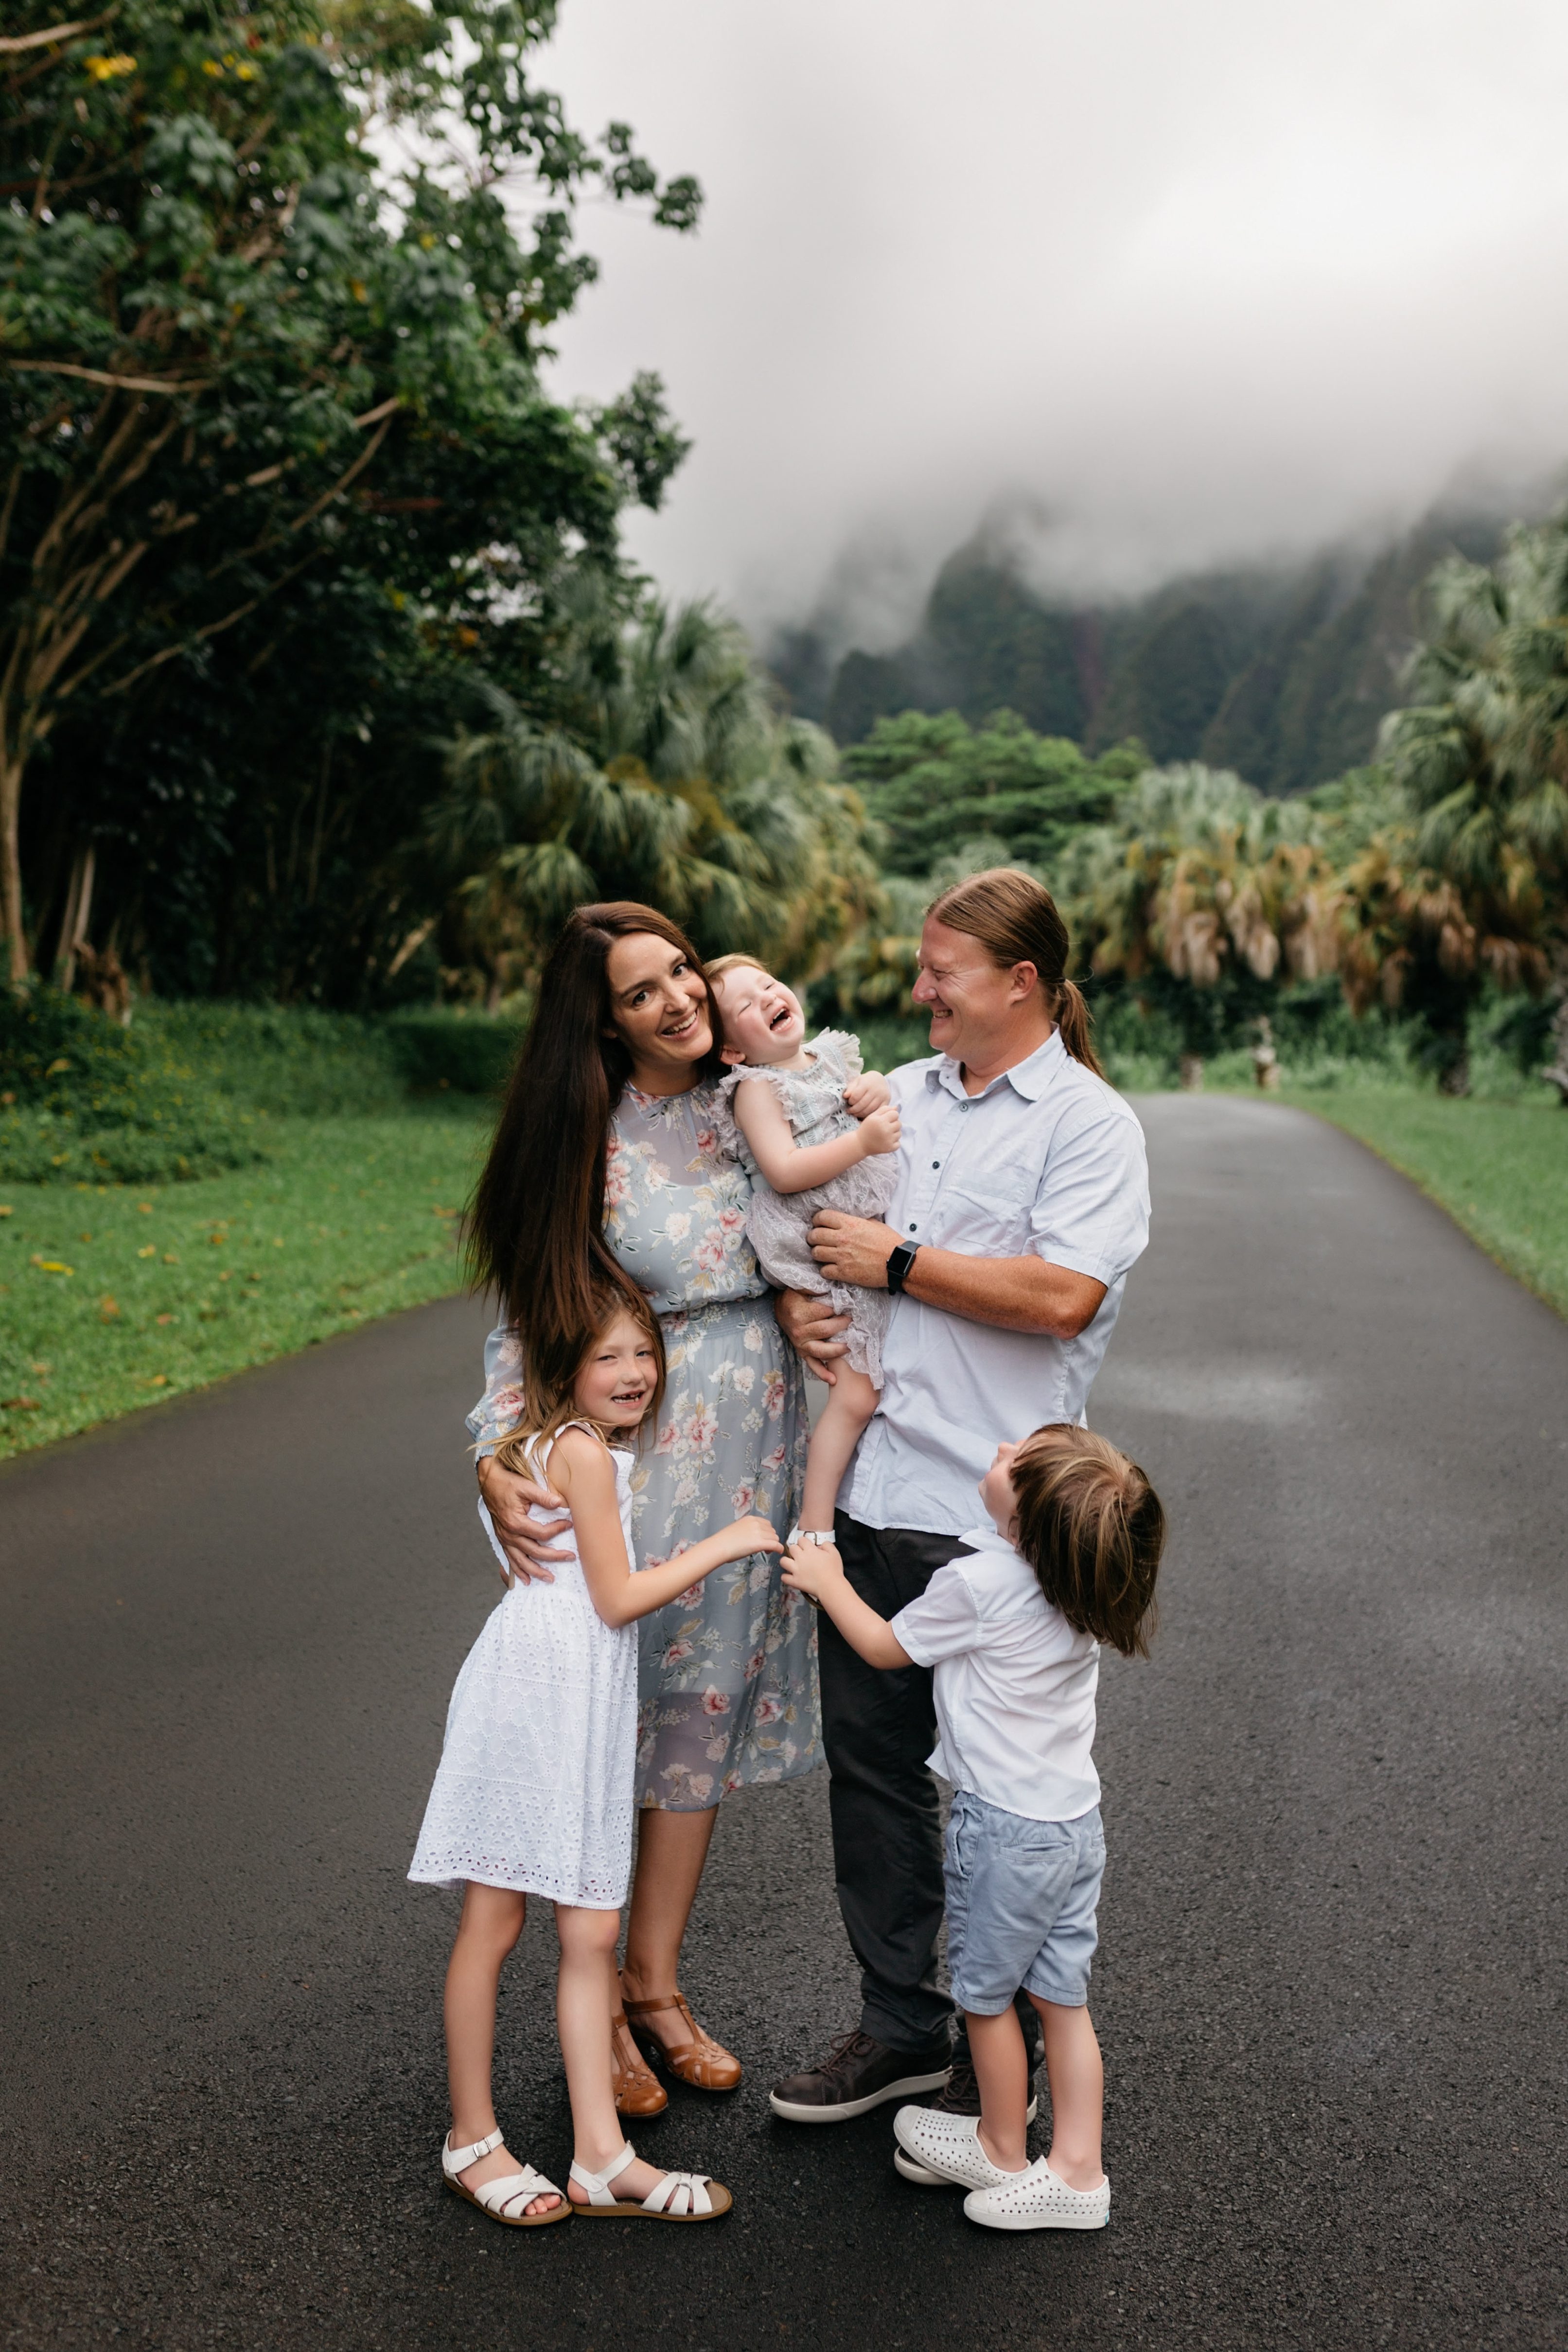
[963,2156,1110,2231]
[891,2106,1019,2193]
[892,2091,1039,2185]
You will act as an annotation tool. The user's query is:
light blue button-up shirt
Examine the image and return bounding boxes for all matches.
[842,1031,1150,1538]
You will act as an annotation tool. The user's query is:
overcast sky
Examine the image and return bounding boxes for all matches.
[533,0,1568,650]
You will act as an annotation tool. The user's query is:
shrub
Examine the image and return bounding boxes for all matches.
[0,987,268,1186]
[385,1010,527,1095]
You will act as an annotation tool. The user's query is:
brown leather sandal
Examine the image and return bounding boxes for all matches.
[624,1992,743,2092]
[612,2011,668,2118]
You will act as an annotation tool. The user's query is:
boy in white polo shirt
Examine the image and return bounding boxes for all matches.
[782,1422,1165,2232]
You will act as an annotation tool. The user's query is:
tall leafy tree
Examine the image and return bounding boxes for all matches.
[0,0,699,981]
[840,707,1144,879]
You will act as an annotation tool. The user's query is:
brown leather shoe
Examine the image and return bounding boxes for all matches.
[612,2011,668,2118]
[624,1992,743,2092]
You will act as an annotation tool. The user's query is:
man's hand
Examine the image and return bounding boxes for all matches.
[775,1287,851,1385]
[476,1454,571,1586]
[809,1210,904,1290]
[842,1069,891,1119]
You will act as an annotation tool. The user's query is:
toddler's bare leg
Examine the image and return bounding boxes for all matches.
[800,1365,880,1530]
[1027,1993,1105,2189]
[967,2006,1032,2173]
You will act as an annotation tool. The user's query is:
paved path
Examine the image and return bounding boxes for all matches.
[1,1097,1564,2351]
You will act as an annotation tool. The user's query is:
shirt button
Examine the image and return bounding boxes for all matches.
[931,1160,939,1169]
[909,1223,917,1230]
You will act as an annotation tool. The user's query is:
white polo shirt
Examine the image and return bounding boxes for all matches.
[842,1031,1149,1539]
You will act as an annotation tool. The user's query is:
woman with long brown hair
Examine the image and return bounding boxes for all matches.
[464,902,821,2113]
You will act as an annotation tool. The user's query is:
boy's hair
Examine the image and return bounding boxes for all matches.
[490,1280,665,1474]
[1010,1424,1165,1657]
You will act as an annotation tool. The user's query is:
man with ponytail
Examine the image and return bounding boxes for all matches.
[769,869,1150,2153]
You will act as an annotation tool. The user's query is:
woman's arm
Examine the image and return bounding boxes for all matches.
[733,1081,901,1196]
[552,1431,782,1630]
[780,1538,912,1668]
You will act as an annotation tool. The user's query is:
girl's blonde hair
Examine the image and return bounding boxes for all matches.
[490,1280,666,1476]
[1010,1423,1165,1657]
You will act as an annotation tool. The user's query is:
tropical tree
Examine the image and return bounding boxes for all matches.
[840,707,1145,878]
[430,599,881,1000]
[1061,763,1345,1061]
[0,0,699,982]
[1363,521,1568,1083]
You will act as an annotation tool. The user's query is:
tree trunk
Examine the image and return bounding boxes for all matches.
[0,740,25,985]
[57,840,95,992]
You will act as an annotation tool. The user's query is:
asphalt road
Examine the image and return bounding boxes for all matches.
[1,1095,1564,2352]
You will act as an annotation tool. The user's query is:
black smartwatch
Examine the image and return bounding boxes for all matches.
[885,1241,919,1295]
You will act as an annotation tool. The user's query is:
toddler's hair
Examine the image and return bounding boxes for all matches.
[704,952,769,988]
[703,952,771,1045]
[491,1280,665,1475]
[1010,1424,1165,1657]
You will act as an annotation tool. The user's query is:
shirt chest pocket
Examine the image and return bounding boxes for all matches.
[931,1130,1042,1252]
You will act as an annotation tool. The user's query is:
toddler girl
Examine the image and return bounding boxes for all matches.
[707,955,901,1538]
[409,1281,780,2225]
[781,1422,1165,2233]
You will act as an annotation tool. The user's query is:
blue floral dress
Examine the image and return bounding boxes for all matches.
[467,1080,819,1810]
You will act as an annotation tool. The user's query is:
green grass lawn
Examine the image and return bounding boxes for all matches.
[0,1105,490,1460]
[1280,1087,1568,1320]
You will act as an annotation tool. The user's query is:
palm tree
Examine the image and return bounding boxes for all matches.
[1062,764,1344,1070]
[430,598,878,1000]
[1364,521,1568,1085]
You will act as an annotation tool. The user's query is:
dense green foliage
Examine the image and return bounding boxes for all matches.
[2,0,703,999]
[0,982,266,1180]
[841,709,1145,876]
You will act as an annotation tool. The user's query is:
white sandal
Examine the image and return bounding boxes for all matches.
[441,2127,571,2227]
[568,2137,732,2221]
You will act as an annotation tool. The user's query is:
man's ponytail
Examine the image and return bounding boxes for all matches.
[1050,976,1105,1079]
[926,868,1106,1078]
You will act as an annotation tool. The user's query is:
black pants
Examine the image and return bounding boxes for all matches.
[820,1514,974,2052]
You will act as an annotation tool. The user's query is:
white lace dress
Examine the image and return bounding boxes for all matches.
[715,1029,897,1385]
[408,1431,639,1909]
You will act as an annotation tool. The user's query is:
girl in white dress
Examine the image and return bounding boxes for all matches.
[409,1282,780,2225]
[707,956,901,1539]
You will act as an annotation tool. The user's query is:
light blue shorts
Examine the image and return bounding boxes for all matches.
[944,1789,1105,2015]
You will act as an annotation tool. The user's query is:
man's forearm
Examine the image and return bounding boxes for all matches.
[901,1246,1105,1338]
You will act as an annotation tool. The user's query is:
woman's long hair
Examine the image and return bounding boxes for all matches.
[467,902,724,1336]
[926,866,1105,1077]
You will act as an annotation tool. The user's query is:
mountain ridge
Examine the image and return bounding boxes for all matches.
[771,488,1562,790]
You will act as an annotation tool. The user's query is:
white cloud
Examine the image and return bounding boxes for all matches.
[532,0,1568,643]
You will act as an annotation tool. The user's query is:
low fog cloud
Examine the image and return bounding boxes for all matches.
[537,0,1568,649]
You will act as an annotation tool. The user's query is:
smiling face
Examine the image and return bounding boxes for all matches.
[711,963,808,1067]
[979,1439,1021,1539]
[603,931,714,1092]
[574,1309,661,1433]
[911,914,1039,1069]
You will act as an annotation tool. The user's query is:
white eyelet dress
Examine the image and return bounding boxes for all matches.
[408,1430,639,1910]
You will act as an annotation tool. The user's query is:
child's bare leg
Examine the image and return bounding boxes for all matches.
[444,1882,558,2212]
[966,2006,1032,2174]
[557,1905,678,2207]
[1027,1993,1105,2189]
[800,1365,880,1530]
